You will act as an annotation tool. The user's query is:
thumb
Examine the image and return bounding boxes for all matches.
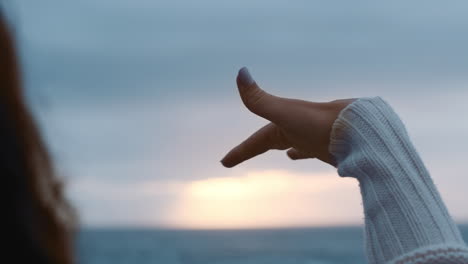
[236,67,290,123]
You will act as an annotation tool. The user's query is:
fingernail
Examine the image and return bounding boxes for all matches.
[238,67,254,86]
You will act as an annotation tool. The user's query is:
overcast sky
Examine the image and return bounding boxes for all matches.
[6,0,468,228]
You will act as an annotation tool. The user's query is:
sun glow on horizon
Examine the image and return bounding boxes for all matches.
[162,170,362,229]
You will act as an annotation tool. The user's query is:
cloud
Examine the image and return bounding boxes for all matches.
[166,170,362,229]
[38,86,468,227]
[69,169,362,228]
[14,0,468,227]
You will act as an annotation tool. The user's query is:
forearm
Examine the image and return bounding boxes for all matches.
[329,97,468,264]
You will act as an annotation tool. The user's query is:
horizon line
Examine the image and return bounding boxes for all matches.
[78,222,468,231]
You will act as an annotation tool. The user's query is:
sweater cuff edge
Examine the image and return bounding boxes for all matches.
[328,97,374,166]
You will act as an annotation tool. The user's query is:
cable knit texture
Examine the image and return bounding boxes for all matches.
[329,97,468,264]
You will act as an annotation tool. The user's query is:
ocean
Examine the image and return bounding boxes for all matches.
[78,225,468,264]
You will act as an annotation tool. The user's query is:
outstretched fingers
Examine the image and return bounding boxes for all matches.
[221,123,290,168]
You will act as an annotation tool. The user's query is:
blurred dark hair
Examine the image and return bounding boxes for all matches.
[1,12,75,264]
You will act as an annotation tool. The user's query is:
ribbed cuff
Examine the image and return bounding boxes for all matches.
[328,97,367,171]
[327,96,468,264]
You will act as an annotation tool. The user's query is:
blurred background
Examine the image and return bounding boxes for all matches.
[4,0,468,263]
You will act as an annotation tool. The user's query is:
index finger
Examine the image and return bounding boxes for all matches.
[221,123,290,168]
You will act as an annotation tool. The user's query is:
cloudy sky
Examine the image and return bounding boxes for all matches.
[6,0,468,228]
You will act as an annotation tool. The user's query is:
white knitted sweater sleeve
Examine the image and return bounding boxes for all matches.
[329,97,468,264]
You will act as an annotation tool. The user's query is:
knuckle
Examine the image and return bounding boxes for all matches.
[245,88,266,108]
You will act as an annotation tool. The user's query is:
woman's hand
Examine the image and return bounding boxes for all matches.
[221,67,355,167]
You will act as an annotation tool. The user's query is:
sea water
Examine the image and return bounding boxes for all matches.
[78,225,468,264]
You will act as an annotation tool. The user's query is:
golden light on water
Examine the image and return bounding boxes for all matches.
[163,170,362,229]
